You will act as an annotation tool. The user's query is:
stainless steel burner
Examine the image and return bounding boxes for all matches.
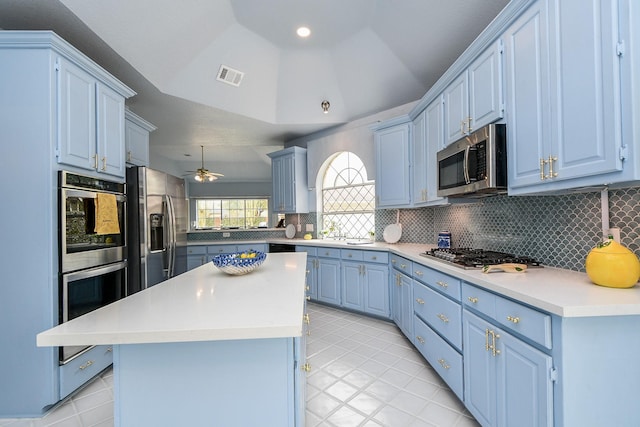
[420,247,542,269]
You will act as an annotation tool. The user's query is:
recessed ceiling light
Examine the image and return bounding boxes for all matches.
[296,27,311,38]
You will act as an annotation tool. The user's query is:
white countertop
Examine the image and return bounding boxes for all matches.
[260,239,640,318]
[37,252,307,347]
[385,243,640,318]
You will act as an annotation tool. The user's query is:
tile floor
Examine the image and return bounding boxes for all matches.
[0,303,479,427]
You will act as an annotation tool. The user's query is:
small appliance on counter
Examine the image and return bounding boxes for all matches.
[421,247,541,270]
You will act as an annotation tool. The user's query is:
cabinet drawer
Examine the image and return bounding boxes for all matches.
[414,317,463,400]
[187,246,207,255]
[415,265,461,301]
[363,251,388,264]
[341,249,364,261]
[317,247,341,259]
[207,245,238,255]
[462,282,496,318]
[390,255,412,275]
[296,246,317,256]
[413,281,462,350]
[59,345,113,399]
[495,296,552,349]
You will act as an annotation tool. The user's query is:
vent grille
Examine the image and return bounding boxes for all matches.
[217,65,244,87]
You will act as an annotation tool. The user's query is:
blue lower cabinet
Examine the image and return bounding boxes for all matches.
[59,345,113,399]
[363,263,390,318]
[341,261,364,311]
[463,309,553,427]
[317,257,341,305]
[414,317,463,401]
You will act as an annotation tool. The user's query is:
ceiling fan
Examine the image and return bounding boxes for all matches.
[188,145,224,182]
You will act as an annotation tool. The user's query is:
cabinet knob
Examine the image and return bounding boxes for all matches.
[306,296,311,301]
[301,363,312,373]
[415,298,425,305]
[437,313,449,323]
[436,281,448,288]
[371,256,377,260]
[468,296,479,304]
[101,156,107,171]
[400,263,407,269]
[415,270,423,276]
[303,314,310,324]
[348,254,352,258]
[506,315,520,324]
[438,358,451,370]
[416,336,425,344]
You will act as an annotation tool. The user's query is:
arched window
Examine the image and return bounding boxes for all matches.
[321,152,375,239]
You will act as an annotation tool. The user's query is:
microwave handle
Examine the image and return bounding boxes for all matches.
[463,146,471,184]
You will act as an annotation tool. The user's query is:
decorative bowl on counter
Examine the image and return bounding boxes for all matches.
[211,251,267,275]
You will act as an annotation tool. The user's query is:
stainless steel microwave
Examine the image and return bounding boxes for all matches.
[437,123,507,197]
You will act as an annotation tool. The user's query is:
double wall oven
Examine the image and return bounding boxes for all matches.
[58,171,127,364]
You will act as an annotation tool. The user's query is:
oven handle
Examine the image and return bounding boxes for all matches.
[63,260,127,282]
[62,188,126,202]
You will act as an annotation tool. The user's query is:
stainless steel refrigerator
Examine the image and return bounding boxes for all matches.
[126,166,187,294]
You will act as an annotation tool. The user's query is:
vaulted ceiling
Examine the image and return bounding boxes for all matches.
[0,0,509,182]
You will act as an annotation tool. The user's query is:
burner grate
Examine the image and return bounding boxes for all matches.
[421,247,542,269]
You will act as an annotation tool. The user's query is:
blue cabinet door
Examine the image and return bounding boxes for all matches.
[317,258,341,305]
[412,109,428,206]
[363,263,389,318]
[497,326,553,427]
[341,261,364,311]
[547,0,622,181]
[468,40,504,132]
[58,57,97,171]
[424,96,447,205]
[96,82,126,178]
[463,309,553,427]
[444,72,469,146]
[374,122,412,207]
[305,258,318,300]
[504,0,551,191]
[463,310,497,427]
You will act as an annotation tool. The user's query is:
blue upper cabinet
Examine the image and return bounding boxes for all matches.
[268,146,309,213]
[57,57,131,179]
[373,118,412,208]
[444,40,504,147]
[125,110,156,167]
[506,0,634,194]
[413,96,447,207]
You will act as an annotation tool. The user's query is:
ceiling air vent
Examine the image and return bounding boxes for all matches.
[216,65,244,87]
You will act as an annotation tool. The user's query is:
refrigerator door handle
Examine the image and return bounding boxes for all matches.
[166,195,177,278]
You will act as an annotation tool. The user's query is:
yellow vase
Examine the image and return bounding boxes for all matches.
[585,238,640,288]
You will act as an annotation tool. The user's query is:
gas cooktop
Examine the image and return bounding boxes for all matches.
[420,247,542,270]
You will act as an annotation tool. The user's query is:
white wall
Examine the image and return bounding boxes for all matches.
[287,101,418,210]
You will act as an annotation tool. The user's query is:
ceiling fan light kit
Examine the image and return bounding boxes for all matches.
[193,145,224,183]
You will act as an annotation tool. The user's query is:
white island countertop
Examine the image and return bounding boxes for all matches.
[37,252,307,347]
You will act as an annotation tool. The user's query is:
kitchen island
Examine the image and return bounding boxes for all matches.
[38,252,308,427]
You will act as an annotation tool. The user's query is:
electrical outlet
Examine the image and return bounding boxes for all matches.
[297,224,302,232]
[608,227,621,243]
[223,232,230,238]
[306,224,314,232]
